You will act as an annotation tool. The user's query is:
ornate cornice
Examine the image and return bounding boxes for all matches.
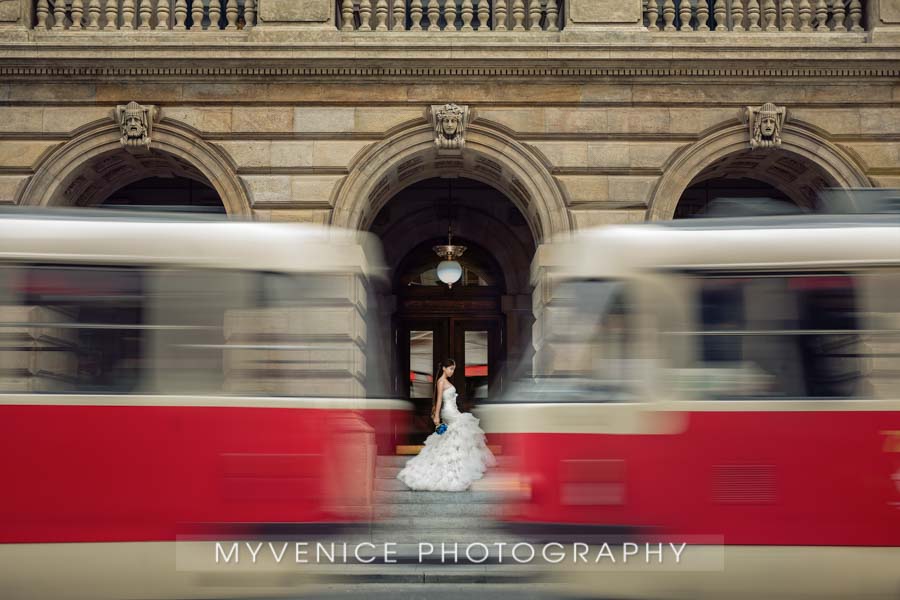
[1,64,899,80]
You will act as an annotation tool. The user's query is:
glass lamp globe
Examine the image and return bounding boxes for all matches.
[436,260,463,287]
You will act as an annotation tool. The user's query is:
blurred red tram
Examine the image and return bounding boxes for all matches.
[0,209,408,599]
[481,214,900,599]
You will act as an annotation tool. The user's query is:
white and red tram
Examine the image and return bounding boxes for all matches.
[481,214,900,598]
[0,209,408,599]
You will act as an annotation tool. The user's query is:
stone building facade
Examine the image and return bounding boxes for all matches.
[0,0,899,408]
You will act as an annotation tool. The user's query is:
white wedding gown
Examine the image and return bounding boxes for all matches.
[397,383,497,492]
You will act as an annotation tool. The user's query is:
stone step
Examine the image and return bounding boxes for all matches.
[376,466,512,482]
[376,454,512,468]
[376,454,412,467]
[336,543,534,565]
[375,502,502,519]
[375,490,499,505]
[373,516,493,530]
[376,466,402,478]
[395,444,503,456]
[296,582,558,597]
[375,478,411,492]
[313,563,540,584]
[368,529,522,550]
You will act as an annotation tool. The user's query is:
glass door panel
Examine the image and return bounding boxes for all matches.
[452,318,502,413]
[409,330,434,399]
[399,319,448,443]
[464,330,489,402]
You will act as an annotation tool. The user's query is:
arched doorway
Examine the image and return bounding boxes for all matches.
[649,122,871,221]
[100,176,225,213]
[674,148,832,218]
[18,119,250,215]
[47,149,227,213]
[370,177,535,443]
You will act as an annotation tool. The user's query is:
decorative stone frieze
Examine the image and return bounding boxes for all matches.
[429,103,471,154]
[742,102,787,150]
[115,101,158,153]
[2,65,898,81]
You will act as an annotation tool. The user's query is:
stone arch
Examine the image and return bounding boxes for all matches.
[17,116,250,216]
[331,118,571,242]
[648,120,872,220]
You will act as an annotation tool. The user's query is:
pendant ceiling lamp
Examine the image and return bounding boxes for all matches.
[433,178,466,288]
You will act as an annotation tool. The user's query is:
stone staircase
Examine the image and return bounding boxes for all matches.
[317,453,539,584]
[372,454,508,547]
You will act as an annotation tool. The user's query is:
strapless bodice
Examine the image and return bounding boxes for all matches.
[441,384,460,420]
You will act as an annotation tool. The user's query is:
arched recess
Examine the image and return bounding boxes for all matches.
[331,119,571,242]
[648,121,872,221]
[17,117,250,216]
[370,177,534,296]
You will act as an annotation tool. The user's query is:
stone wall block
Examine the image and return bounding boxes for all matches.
[260,0,332,24]
[567,0,643,27]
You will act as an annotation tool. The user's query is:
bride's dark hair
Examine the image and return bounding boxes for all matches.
[432,358,456,418]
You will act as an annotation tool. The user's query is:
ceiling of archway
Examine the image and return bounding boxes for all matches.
[63,150,211,207]
[369,177,536,295]
[688,148,833,208]
[362,152,539,238]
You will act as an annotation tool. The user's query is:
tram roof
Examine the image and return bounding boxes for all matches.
[549,214,900,278]
[0,207,386,277]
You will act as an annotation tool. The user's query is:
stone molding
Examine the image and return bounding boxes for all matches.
[331,117,571,243]
[17,116,251,215]
[1,64,899,80]
[647,120,872,221]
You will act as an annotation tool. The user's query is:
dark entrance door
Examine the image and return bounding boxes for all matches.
[395,279,505,443]
[392,238,507,444]
[398,313,503,443]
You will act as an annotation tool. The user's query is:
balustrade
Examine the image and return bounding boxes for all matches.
[644,0,864,32]
[34,0,256,30]
[27,0,872,33]
[338,0,562,32]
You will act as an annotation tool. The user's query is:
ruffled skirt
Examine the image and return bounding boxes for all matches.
[396,412,496,492]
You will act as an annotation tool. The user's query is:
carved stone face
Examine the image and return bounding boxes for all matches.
[124,114,145,139]
[441,114,459,137]
[760,115,777,138]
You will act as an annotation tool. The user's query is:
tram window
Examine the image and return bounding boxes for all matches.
[546,279,642,399]
[146,268,256,394]
[678,273,862,399]
[0,263,144,393]
[498,279,644,403]
[260,272,361,307]
[219,270,377,399]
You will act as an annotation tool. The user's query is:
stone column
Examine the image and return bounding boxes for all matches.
[258,0,334,27]
[565,0,644,29]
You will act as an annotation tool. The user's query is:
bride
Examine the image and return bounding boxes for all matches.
[397,358,496,492]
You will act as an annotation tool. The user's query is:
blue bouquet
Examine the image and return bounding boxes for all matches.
[435,423,448,435]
